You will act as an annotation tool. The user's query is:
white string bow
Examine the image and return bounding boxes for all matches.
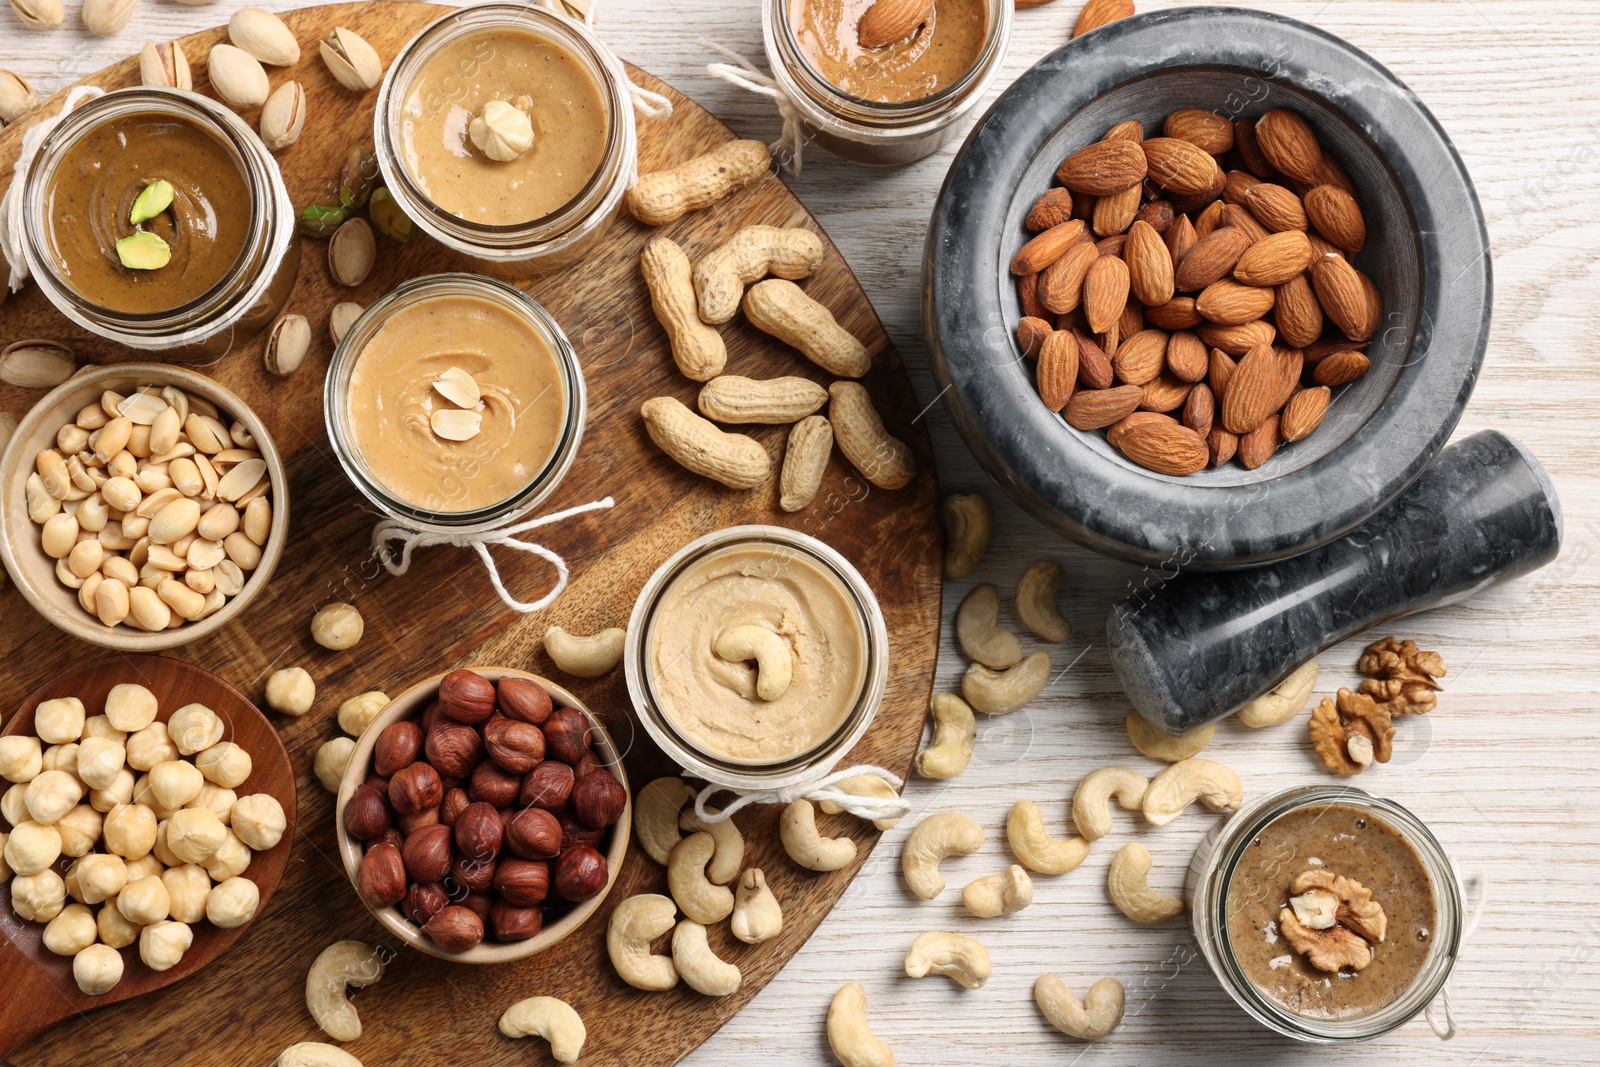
[704,42,806,176]
[691,764,909,824]
[538,0,673,119]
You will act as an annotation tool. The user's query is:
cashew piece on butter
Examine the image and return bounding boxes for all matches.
[904,931,992,989]
[668,832,735,923]
[672,919,742,996]
[962,864,1033,918]
[828,982,896,1067]
[498,996,585,1064]
[606,893,679,990]
[305,940,384,1042]
[1237,659,1319,728]
[961,650,1051,716]
[780,799,856,872]
[942,493,992,579]
[276,1043,364,1067]
[714,625,793,701]
[1016,561,1071,642]
[1071,766,1149,841]
[635,777,695,865]
[730,868,783,944]
[1142,758,1243,827]
[817,774,902,831]
[1126,713,1215,763]
[679,806,744,884]
[901,811,984,900]
[914,694,975,780]
[1107,842,1185,923]
[1006,800,1089,875]
[543,625,625,678]
[955,584,1022,669]
[1034,975,1125,1041]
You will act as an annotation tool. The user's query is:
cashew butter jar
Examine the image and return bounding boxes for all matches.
[762,0,1012,166]
[374,3,638,278]
[1187,786,1465,1042]
[625,526,889,793]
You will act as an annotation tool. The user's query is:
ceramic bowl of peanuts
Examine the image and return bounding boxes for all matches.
[0,364,288,649]
[334,667,631,964]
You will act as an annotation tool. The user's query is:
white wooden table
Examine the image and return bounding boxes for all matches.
[10,1,1600,1064]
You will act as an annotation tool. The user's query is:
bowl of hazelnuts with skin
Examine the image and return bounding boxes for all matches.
[333,667,630,964]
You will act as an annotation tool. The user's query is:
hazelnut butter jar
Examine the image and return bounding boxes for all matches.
[763,0,1011,165]
[625,526,888,793]
[1187,786,1464,1042]
[374,3,638,277]
[21,88,299,360]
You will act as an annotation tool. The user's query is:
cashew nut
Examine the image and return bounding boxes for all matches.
[498,996,586,1063]
[779,799,856,872]
[1006,800,1089,875]
[636,777,695,865]
[679,807,744,884]
[543,625,625,678]
[1071,767,1149,841]
[671,919,742,996]
[305,940,384,1042]
[962,864,1033,918]
[1016,561,1071,642]
[1125,713,1215,763]
[1034,975,1125,1040]
[276,1043,364,1067]
[901,811,984,900]
[903,931,992,989]
[955,584,1022,669]
[1107,842,1185,922]
[668,832,735,923]
[1237,659,1320,728]
[606,893,679,990]
[961,650,1051,715]
[828,982,896,1067]
[913,694,975,780]
[730,868,783,944]
[1141,758,1244,826]
[714,625,793,701]
[941,493,992,579]
[817,774,902,831]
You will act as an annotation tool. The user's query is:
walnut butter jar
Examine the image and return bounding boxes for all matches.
[374,3,637,278]
[625,526,889,793]
[1187,785,1464,1042]
[325,273,585,531]
[21,88,299,361]
[764,0,1012,165]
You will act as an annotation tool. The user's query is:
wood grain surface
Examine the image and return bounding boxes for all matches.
[0,4,940,1065]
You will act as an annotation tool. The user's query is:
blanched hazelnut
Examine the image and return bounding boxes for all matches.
[230,793,286,850]
[401,823,453,883]
[264,667,316,716]
[12,870,67,921]
[314,737,356,794]
[373,720,423,777]
[78,853,128,905]
[311,602,365,650]
[35,696,86,745]
[422,904,484,952]
[124,854,163,883]
[89,767,136,813]
[76,736,126,791]
[139,919,193,971]
[126,721,178,771]
[2,783,28,827]
[167,703,224,755]
[389,762,443,816]
[40,742,79,777]
[103,802,159,860]
[105,683,160,732]
[0,734,42,783]
[425,720,483,778]
[25,769,84,824]
[195,741,252,788]
[149,759,204,809]
[192,783,238,824]
[201,829,252,881]
[74,942,126,995]
[97,900,142,948]
[553,845,608,902]
[542,707,591,765]
[206,875,260,929]
[117,874,171,925]
[43,903,97,956]
[163,863,212,923]
[337,690,390,737]
[0,832,10,884]
[497,676,552,725]
[5,820,63,876]
[153,819,183,868]
[167,807,227,864]
[55,803,104,857]
[63,858,84,904]
[82,715,126,743]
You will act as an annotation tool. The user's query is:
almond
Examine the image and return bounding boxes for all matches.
[1056,141,1147,196]
[1073,331,1116,390]
[1232,230,1313,287]
[1222,169,1262,206]
[1093,183,1143,237]
[1097,322,1121,359]
[1164,214,1198,264]
[1095,234,1127,258]
[1017,316,1052,359]
[1308,232,1346,263]
[1169,171,1226,216]
[1073,0,1134,37]
[1311,256,1377,341]
[1192,200,1226,240]
[1281,386,1332,442]
[1142,137,1223,196]
[1312,350,1371,387]
[1243,183,1307,232]
[1254,109,1323,186]
[1101,118,1145,144]
[1165,329,1208,382]
[1140,372,1194,413]
[1305,337,1367,365]
[1025,188,1075,232]
[1163,108,1234,155]
[1220,343,1293,434]
[1197,318,1276,356]
[1134,199,1175,234]
[1083,254,1130,334]
[1018,272,1048,320]
[1208,426,1239,466]
[1233,116,1277,179]
[1208,348,1237,398]
[1011,219,1088,274]
[1064,384,1144,430]
[1237,413,1281,470]
[1195,280,1275,326]
[1221,204,1270,245]
[1123,220,1175,306]
[857,0,935,49]
[1117,298,1143,338]
[1037,330,1080,411]
[1038,240,1098,315]
[1117,421,1209,476]
[1175,226,1251,291]
[1268,346,1304,413]
[1111,329,1168,386]
[1182,382,1215,437]
[1304,184,1366,252]
[1106,411,1175,449]
[1319,152,1359,197]
[1145,295,1200,331]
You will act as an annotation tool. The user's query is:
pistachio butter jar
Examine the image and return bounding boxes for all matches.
[625,526,889,793]
[374,3,637,278]
[21,88,299,362]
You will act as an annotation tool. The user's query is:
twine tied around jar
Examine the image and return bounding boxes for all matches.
[537,0,673,121]
[370,495,615,613]
[1424,871,1488,1040]
[690,764,910,824]
[0,85,106,294]
[705,42,806,175]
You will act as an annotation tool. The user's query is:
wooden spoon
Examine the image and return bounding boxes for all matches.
[0,656,295,1058]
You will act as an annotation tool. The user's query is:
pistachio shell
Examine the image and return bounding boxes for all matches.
[319,27,383,92]
[0,69,40,123]
[139,42,192,92]
[11,0,65,31]
[207,44,270,109]
[329,302,363,344]
[263,314,311,376]
[81,0,138,38]
[327,217,375,287]
[0,341,75,388]
[259,80,305,151]
[228,7,300,66]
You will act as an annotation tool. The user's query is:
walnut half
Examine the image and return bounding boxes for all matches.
[1309,688,1395,775]
[1279,869,1388,973]
[1358,636,1445,716]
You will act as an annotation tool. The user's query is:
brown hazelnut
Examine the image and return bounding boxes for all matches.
[373,720,424,777]
[439,669,497,724]
[358,841,406,908]
[520,760,575,810]
[572,768,627,828]
[364,772,390,792]
[377,827,405,852]
[494,858,551,907]
[505,807,563,860]
[484,717,546,774]
[343,784,391,841]
[542,707,591,765]
[489,901,544,942]
[440,787,470,826]
[401,823,453,883]
[403,882,448,925]
[426,720,484,779]
[574,748,603,778]
[420,698,445,734]
[449,853,496,892]
[468,760,522,808]
[553,844,608,902]
[557,811,604,852]
[459,890,494,922]
[497,676,553,725]
[422,904,484,952]
[454,801,503,863]
[389,761,443,815]
[397,806,441,835]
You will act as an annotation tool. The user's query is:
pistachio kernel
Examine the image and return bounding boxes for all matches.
[116,231,171,271]
[129,180,174,225]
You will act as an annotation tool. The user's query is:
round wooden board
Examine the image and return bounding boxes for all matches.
[0,5,942,1065]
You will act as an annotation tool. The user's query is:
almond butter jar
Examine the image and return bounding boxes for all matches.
[763,0,1012,166]
[624,526,889,794]
[20,88,299,362]
[374,3,637,279]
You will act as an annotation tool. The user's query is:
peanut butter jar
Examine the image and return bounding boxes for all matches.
[21,88,299,361]
[374,3,637,278]
[763,0,1012,165]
